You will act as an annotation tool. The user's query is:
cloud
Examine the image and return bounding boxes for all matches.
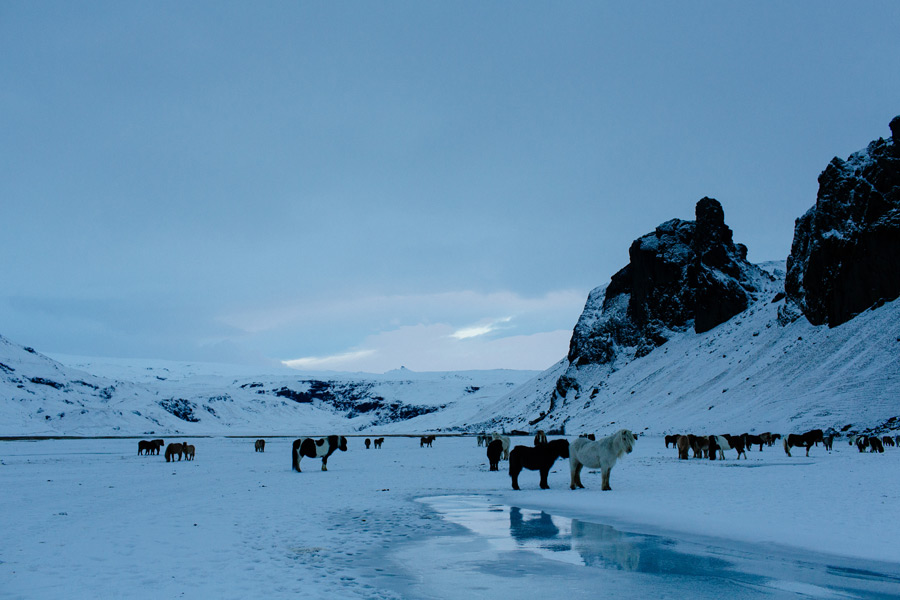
[281,322,571,373]
[282,349,377,370]
[449,316,513,340]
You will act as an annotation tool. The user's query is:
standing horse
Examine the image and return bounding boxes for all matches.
[420,435,435,448]
[665,435,680,449]
[783,429,824,457]
[138,440,154,455]
[292,435,348,472]
[149,439,165,455]
[676,435,690,460]
[491,433,511,460]
[255,439,265,452]
[373,437,384,449]
[569,429,637,491]
[365,438,371,449]
[869,437,885,453]
[509,439,569,490]
[487,439,503,471]
[183,443,195,461]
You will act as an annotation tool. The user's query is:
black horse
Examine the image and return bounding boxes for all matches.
[509,439,570,490]
[292,435,348,472]
[487,439,503,471]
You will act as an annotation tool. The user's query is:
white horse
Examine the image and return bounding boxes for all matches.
[492,433,511,460]
[569,429,637,491]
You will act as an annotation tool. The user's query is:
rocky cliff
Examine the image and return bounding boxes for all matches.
[783,117,900,327]
[564,198,768,380]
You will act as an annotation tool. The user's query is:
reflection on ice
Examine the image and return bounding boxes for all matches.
[417,495,900,599]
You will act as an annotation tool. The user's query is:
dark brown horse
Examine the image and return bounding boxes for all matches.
[509,439,570,490]
[487,439,503,471]
[165,443,184,462]
[255,439,265,452]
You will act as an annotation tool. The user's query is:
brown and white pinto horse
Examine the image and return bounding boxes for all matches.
[292,435,348,472]
[783,429,824,457]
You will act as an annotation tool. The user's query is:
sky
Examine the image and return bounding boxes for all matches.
[2,2,899,373]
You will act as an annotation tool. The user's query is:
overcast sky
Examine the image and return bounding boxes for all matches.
[2,2,898,373]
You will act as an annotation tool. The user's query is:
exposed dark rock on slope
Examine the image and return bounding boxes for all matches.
[783,117,900,327]
[566,198,768,371]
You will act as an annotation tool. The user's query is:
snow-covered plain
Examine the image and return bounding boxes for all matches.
[2,434,899,598]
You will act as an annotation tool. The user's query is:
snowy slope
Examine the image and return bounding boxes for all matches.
[474,262,900,437]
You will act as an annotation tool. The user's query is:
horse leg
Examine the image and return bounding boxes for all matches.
[569,460,581,489]
[601,467,612,491]
[321,456,328,471]
[510,466,520,490]
[783,439,792,457]
[539,467,550,489]
[805,444,811,457]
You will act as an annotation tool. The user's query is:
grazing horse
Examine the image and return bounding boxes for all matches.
[373,437,384,449]
[255,439,265,452]
[869,437,885,453]
[292,435,348,472]
[783,429,824,457]
[534,430,548,446]
[365,438,371,449]
[855,436,869,452]
[882,436,895,448]
[509,439,570,490]
[569,429,637,491]
[487,439,503,471]
[491,433,511,460]
[665,434,679,449]
[183,443,195,461]
[676,435,690,460]
[165,443,184,462]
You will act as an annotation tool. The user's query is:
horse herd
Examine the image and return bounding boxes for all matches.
[135,426,894,491]
[137,439,196,462]
[664,429,900,459]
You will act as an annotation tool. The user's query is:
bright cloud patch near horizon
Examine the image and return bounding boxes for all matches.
[449,316,513,340]
[281,349,376,370]
[281,322,571,373]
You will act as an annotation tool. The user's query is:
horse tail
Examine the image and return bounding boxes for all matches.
[783,437,791,457]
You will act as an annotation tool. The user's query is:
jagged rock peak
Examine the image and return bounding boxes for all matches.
[566,198,766,375]
[783,117,900,327]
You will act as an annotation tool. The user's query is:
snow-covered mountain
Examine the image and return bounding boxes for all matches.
[3,118,897,438]
[0,339,537,437]
[471,118,900,438]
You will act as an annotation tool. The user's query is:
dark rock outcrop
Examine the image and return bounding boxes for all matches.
[567,198,767,370]
[783,118,900,327]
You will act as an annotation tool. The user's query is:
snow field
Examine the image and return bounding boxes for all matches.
[1,434,898,599]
